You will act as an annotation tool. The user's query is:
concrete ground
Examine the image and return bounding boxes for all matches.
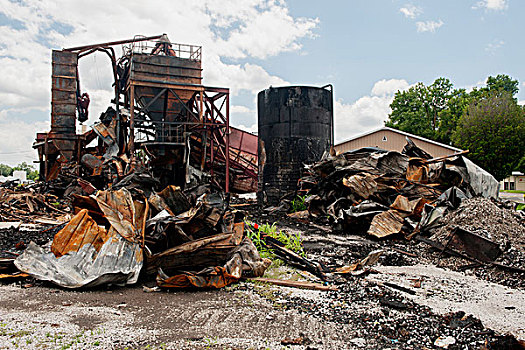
[0,282,354,350]
[499,191,525,203]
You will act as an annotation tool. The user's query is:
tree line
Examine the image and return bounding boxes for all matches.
[0,162,39,181]
[385,74,525,181]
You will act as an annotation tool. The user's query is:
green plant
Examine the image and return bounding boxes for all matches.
[245,221,306,259]
[517,203,525,211]
[290,195,308,213]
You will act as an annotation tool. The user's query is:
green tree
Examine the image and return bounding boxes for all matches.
[0,164,13,177]
[452,91,525,181]
[386,74,520,148]
[386,78,459,144]
[516,156,525,174]
[486,74,519,97]
[12,162,39,181]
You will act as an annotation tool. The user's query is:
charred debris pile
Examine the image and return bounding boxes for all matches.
[0,173,269,289]
[290,139,525,276]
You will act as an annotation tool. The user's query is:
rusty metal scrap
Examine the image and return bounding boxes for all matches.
[14,188,147,288]
[299,140,499,240]
[156,238,269,289]
[368,210,405,238]
[11,177,269,289]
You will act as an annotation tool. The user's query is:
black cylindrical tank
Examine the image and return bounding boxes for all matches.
[257,85,333,205]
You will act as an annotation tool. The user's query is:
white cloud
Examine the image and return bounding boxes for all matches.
[0,0,317,164]
[399,4,423,19]
[334,79,410,143]
[473,0,507,11]
[236,123,258,133]
[371,79,410,96]
[416,20,444,33]
[230,105,254,114]
[485,39,505,54]
[0,119,48,166]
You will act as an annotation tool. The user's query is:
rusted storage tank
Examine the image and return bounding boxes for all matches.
[257,85,333,205]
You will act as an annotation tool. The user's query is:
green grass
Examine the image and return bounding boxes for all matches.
[517,203,525,211]
[290,195,308,213]
[245,221,306,259]
[500,189,525,194]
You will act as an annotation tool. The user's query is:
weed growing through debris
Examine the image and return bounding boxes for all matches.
[517,203,525,211]
[245,221,306,259]
[290,194,308,212]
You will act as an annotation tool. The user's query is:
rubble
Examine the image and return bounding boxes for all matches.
[0,33,523,348]
[11,181,269,289]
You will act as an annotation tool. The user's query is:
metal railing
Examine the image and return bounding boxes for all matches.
[123,37,202,61]
[135,120,186,145]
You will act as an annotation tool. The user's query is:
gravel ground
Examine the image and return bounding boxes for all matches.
[0,224,61,258]
[0,199,523,349]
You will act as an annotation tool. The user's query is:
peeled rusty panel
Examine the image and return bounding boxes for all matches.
[156,266,239,289]
[51,209,110,258]
[15,235,143,288]
[450,227,502,263]
[158,185,191,215]
[368,210,405,238]
[342,173,378,199]
[95,188,147,244]
[406,160,430,183]
[390,195,413,215]
[229,127,258,155]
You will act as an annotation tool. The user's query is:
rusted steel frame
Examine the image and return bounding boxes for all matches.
[162,89,168,120]
[199,90,204,122]
[232,131,244,163]
[44,135,49,180]
[64,34,163,52]
[77,46,121,141]
[130,80,205,92]
[425,150,470,164]
[129,85,135,154]
[225,93,230,193]
[210,105,215,177]
[225,155,257,179]
[203,93,227,124]
[167,88,199,121]
[212,130,228,161]
[140,88,167,114]
[203,86,229,94]
[229,152,257,177]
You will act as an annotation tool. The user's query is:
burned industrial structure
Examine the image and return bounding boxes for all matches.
[1,32,523,349]
[34,34,257,193]
[257,85,333,205]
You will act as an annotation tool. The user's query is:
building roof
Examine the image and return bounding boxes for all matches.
[336,126,463,152]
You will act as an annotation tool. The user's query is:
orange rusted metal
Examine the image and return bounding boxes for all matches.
[156,266,240,289]
[51,209,110,258]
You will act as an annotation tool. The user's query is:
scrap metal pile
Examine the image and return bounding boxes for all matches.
[9,175,269,289]
[0,184,70,225]
[296,139,525,271]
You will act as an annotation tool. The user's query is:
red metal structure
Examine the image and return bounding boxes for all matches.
[34,34,258,193]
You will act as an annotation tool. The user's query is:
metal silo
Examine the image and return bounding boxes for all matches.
[257,85,333,205]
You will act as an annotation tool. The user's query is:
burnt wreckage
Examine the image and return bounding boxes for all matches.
[33,34,257,193]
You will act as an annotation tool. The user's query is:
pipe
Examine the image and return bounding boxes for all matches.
[64,34,164,52]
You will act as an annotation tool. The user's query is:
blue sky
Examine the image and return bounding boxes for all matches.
[280,0,522,102]
[0,0,520,165]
